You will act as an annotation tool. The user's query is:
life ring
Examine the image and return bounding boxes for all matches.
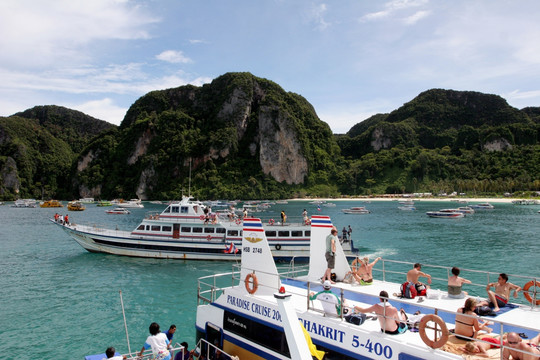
[418,314,449,349]
[199,215,205,220]
[206,235,212,241]
[245,273,258,294]
[523,280,540,305]
[275,244,281,251]
[235,219,242,225]
[268,219,275,225]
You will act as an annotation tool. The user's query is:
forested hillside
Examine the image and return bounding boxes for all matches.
[1,74,539,201]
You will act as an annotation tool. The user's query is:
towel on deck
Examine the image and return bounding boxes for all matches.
[441,335,502,360]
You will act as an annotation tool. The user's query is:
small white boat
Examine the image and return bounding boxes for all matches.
[105,207,131,215]
[114,199,144,208]
[456,206,474,214]
[322,202,336,207]
[426,210,464,218]
[398,199,414,205]
[342,206,370,214]
[468,202,494,210]
[12,199,37,208]
[79,197,95,204]
[398,205,416,211]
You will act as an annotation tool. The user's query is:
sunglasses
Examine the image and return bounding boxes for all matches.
[508,341,519,345]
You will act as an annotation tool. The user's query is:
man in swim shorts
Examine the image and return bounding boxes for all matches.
[323,228,338,284]
[407,263,431,296]
[354,290,407,335]
[484,273,521,312]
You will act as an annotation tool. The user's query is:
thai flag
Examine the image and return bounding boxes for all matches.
[224,242,238,254]
[317,204,321,211]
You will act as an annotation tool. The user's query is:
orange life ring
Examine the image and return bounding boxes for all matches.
[418,314,449,349]
[268,219,275,225]
[245,273,258,294]
[351,258,362,273]
[199,215,205,220]
[523,280,540,305]
[206,235,212,241]
[235,219,242,225]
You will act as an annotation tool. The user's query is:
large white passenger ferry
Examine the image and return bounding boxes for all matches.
[194,216,540,359]
[51,197,358,261]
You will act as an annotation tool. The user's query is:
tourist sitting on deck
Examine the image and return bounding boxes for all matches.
[354,290,407,335]
[454,298,493,341]
[309,280,345,316]
[503,332,540,360]
[351,256,381,285]
[447,267,472,299]
[481,273,521,312]
[104,346,126,360]
[407,263,431,296]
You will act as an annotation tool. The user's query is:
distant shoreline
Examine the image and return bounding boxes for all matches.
[288,197,519,203]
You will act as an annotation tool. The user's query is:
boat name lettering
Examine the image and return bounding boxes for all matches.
[352,335,393,359]
[227,295,250,310]
[242,247,262,254]
[299,318,345,343]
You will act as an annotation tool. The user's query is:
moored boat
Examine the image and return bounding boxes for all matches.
[96,200,112,207]
[79,197,95,204]
[12,199,37,208]
[40,199,63,208]
[51,196,358,261]
[469,202,494,210]
[426,210,464,218]
[342,206,370,214]
[398,205,416,211]
[195,216,540,359]
[105,207,131,215]
[67,201,85,211]
[114,199,144,208]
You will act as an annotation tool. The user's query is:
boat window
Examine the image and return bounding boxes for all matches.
[180,206,188,214]
[192,227,203,233]
[278,231,290,237]
[215,228,226,234]
[227,230,239,236]
[181,227,191,233]
[304,230,310,237]
[163,206,171,213]
[171,206,179,213]
[146,225,150,231]
[291,231,302,237]
[265,231,277,237]
[137,225,144,230]
[151,226,160,231]
[204,228,215,234]
[223,310,289,357]
[162,226,171,232]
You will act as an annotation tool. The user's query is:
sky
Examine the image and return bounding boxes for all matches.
[1,0,540,134]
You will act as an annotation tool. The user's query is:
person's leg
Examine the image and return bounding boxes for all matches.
[486,290,500,311]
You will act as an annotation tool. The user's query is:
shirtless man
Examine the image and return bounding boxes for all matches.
[352,257,381,285]
[354,290,407,335]
[407,263,432,295]
[485,273,521,312]
[503,332,540,360]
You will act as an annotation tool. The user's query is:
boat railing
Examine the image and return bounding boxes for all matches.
[195,338,237,360]
[374,258,539,308]
[121,343,185,359]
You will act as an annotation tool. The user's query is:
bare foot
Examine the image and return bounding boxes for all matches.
[493,307,500,312]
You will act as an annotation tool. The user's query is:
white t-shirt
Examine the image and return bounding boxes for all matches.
[313,291,340,315]
[144,332,169,355]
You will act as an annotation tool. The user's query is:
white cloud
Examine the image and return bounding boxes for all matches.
[361,0,429,22]
[71,98,127,125]
[403,10,430,25]
[309,3,330,30]
[156,50,192,64]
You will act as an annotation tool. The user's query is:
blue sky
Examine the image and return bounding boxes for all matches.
[1,0,540,133]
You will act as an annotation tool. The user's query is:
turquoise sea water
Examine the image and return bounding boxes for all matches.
[0,200,538,359]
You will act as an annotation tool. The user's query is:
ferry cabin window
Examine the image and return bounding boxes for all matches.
[216,228,226,234]
[181,227,191,233]
[204,228,215,234]
[305,230,310,237]
[278,231,290,237]
[162,226,171,232]
[227,230,239,237]
[291,230,302,237]
[223,310,289,357]
[137,225,144,230]
[151,225,160,231]
[172,206,180,213]
[180,206,189,214]
[192,227,203,233]
[265,231,277,237]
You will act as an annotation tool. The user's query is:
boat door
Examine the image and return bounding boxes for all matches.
[173,224,180,239]
[204,322,223,359]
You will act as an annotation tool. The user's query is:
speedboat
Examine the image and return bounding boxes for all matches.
[40,200,63,208]
[67,201,85,211]
[398,205,416,211]
[426,210,464,218]
[51,196,359,261]
[114,199,144,208]
[468,202,494,210]
[195,216,540,359]
[342,207,370,214]
[105,207,131,215]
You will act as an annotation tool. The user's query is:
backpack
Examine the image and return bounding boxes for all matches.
[400,281,417,299]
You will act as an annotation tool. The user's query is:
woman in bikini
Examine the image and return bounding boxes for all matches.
[454,298,493,341]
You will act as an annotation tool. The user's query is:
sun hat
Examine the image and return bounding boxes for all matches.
[323,280,332,289]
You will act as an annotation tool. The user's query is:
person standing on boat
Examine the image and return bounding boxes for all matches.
[280,210,287,225]
[164,325,176,357]
[407,263,431,296]
[64,214,69,225]
[323,228,338,284]
[354,290,407,335]
[348,225,352,240]
[342,227,348,241]
[448,267,472,299]
[302,209,308,223]
[138,322,171,360]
